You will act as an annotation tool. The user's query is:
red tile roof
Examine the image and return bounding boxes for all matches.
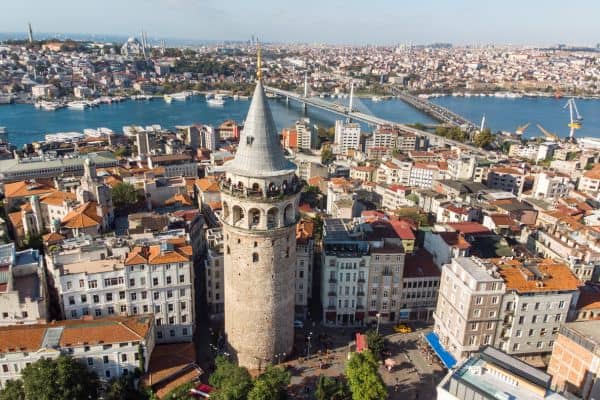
[404,249,440,278]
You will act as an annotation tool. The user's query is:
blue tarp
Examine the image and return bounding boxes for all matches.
[425,331,457,369]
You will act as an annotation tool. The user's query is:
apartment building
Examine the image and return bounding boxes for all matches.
[46,235,195,343]
[548,320,600,399]
[0,244,47,326]
[333,120,360,154]
[437,346,568,400]
[434,257,505,360]
[0,315,154,388]
[295,119,313,151]
[204,228,224,316]
[321,216,427,326]
[486,167,527,195]
[434,256,580,362]
[578,166,600,196]
[493,258,580,357]
[321,219,371,326]
[295,220,315,319]
[532,172,572,200]
[409,162,449,188]
[147,154,197,178]
[401,249,440,321]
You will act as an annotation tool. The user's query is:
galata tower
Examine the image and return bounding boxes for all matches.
[221,61,300,369]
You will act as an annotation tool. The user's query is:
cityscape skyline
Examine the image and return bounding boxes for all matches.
[1,0,599,46]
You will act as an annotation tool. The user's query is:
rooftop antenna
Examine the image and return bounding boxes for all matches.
[28,22,33,43]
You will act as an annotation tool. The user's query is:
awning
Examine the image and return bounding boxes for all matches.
[425,332,456,369]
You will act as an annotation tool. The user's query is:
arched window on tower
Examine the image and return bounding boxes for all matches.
[249,208,261,228]
[267,207,279,229]
[232,206,244,226]
[252,253,259,263]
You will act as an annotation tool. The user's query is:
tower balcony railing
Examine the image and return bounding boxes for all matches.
[220,180,303,202]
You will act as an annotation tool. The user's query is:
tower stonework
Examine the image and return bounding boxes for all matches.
[221,81,300,369]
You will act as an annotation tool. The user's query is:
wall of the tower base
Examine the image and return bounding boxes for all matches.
[223,224,297,370]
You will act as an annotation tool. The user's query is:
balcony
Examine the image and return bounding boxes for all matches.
[220,180,303,202]
[328,291,337,297]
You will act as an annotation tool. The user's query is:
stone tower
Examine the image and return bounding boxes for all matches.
[221,79,301,369]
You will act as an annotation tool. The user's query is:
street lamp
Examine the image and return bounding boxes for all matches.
[376,313,381,334]
[307,332,313,358]
[275,352,286,364]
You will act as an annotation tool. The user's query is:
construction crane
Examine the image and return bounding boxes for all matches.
[536,124,559,141]
[565,98,583,141]
[515,122,530,136]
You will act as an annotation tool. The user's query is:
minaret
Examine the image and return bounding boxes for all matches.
[222,48,300,369]
[28,22,33,44]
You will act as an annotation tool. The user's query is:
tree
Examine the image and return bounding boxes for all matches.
[21,355,99,400]
[406,193,419,205]
[345,351,387,400]
[112,182,138,209]
[0,380,25,400]
[321,146,335,165]
[473,128,494,148]
[315,375,350,400]
[247,366,290,400]
[365,330,385,360]
[209,356,253,400]
[105,374,148,400]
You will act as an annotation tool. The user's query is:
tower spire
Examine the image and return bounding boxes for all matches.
[257,41,262,81]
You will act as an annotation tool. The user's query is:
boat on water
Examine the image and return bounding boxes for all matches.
[131,94,153,101]
[67,101,89,110]
[0,127,6,134]
[40,101,64,111]
[0,94,13,105]
[372,96,382,102]
[164,94,173,103]
[45,132,85,143]
[170,92,192,101]
[207,98,225,106]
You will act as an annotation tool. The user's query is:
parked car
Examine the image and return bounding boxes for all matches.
[393,323,412,334]
[294,320,304,328]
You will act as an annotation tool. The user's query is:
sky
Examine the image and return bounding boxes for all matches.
[1,0,599,46]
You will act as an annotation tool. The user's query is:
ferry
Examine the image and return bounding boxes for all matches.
[67,101,89,110]
[207,98,225,106]
[45,132,85,143]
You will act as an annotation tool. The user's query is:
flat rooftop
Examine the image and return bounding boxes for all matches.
[62,258,125,275]
[454,257,503,283]
[443,346,567,400]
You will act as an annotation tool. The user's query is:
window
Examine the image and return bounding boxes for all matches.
[129,278,135,287]
[141,291,147,300]
[179,274,185,283]
[252,253,259,263]
[131,293,137,301]
[169,316,175,324]
[516,330,522,337]
[183,328,188,336]
[120,305,127,313]
[79,279,85,288]
[105,371,111,378]
[68,296,75,305]
[121,354,127,362]
[167,290,173,298]
[179,289,185,296]
[88,280,97,288]
[155,305,161,313]
[476,297,483,305]
[558,301,565,309]
[103,356,109,364]
[108,306,115,315]
[95,309,102,317]
[71,310,78,318]
[154,292,160,300]
[170,330,175,337]
[157,331,163,339]
[66,281,72,290]
[153,278,159,286]
[555,314,562,322]
[166,276,172,285]
[80,295,87,303]
[119,291,125,300]
[168,304,174,312]
[106,293,113,302]
[87,358,93,366]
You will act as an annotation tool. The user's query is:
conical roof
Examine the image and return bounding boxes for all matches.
[224,81,296,177]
